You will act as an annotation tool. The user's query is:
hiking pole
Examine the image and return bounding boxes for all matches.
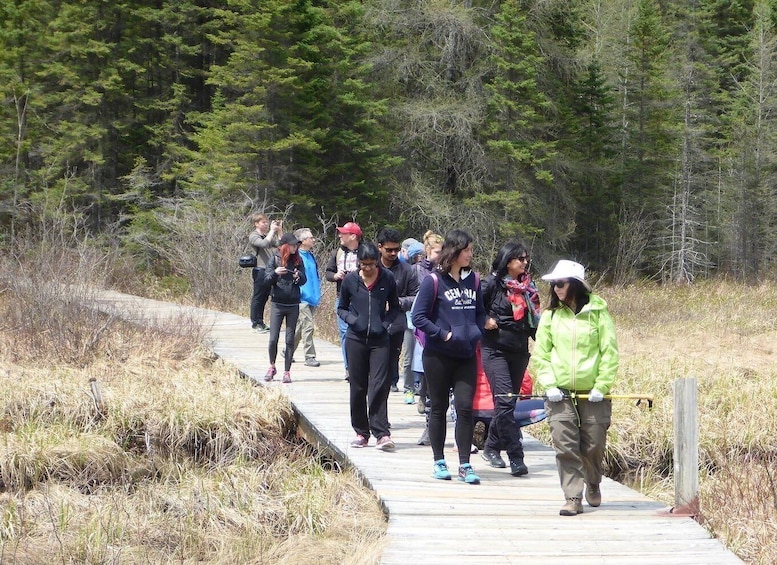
[494,392,654,409]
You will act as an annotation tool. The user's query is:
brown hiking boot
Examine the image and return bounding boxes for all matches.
[585,483,601,507]
[560,497,584,516]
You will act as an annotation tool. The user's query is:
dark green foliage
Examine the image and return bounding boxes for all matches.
[4,0,777,281]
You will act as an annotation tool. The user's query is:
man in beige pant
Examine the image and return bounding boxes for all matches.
[292,228,321,367]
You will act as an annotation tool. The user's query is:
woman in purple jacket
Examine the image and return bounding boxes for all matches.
[412,229,485,484]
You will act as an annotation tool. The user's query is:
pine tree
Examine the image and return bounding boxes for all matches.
[564,59,619,269]
[0,0,56,237]
[184,0,396,228]
[478,0,561,243]
[616,0,680,278]
[720,0,777,279]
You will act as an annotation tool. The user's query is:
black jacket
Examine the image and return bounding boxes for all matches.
[337,266,401,343]
[264,253,307,305]
[480,273,532,352]
[385,259,419,334]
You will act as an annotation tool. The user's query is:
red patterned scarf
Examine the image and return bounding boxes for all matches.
[503,274,541,325]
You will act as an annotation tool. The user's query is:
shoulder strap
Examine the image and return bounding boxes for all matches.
[430,272,438,296]
[336,247,345,270]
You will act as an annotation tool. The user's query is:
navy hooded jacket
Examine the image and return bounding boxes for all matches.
[411,269,485,359]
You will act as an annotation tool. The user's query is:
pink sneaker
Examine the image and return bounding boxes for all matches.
[375,436,396,451]
[350,435,368,448]
[282,371,292,383]
[263,366,276,381]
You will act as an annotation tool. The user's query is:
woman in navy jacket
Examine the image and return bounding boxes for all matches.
[412,229,485,484]
[338,242,401,451]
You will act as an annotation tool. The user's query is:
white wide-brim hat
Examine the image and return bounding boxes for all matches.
[541,259,592,292]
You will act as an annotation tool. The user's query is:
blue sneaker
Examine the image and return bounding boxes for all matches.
[458,463,480,484]
[432,460,451,480]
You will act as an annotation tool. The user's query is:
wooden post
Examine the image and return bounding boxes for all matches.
[89,377,106,415]
[673,377,698,508]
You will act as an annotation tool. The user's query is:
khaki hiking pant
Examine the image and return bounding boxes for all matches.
[546,398,611,500]
[293,302,317,360]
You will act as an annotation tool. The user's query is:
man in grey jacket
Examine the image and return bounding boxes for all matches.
[249,212,282,332]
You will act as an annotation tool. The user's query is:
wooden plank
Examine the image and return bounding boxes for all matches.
[90,289,744,565]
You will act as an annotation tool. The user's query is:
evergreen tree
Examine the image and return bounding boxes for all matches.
[184,0,395,228]
[0,0,56,237]
[659,0,720,283]
[720,0,777,279]
[616,0,680,277]
[479,0,562,244]
[362,0,495,246]
[564,59,619,270]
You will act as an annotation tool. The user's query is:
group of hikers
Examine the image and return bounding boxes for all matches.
[245,213,619,516]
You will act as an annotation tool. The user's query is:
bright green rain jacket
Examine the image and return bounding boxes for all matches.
[532,294,619,394]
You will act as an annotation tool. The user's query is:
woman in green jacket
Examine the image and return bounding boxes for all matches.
[531,260,619,517]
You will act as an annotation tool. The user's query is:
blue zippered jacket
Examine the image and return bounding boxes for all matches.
[411,269,485,359]
[337,266,401,343]
[299,249,321,307]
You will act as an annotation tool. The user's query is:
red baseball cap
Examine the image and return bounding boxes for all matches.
[337,222,362,237]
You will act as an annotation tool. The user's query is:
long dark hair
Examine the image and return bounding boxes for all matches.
[548,279,590,313]
[437,229,473,274]
[491,241,529,280]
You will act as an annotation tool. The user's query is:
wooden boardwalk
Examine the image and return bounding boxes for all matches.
[91,289,742,565]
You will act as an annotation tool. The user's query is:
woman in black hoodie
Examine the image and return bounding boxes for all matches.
[263,233,307,384]
[337,242,401,451]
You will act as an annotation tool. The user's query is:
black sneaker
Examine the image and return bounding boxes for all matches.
[255,323,270,333]
[481,448,506,468]
[390,384,399,392]
[509,458,528,476]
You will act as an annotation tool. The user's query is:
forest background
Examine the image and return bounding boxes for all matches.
[3,0,777,282]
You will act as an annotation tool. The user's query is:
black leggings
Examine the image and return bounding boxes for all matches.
[423,349,477,465]
[268,302,300,371]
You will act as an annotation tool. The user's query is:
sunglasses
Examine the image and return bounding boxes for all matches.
[551,280,570,289]
[359,261,377,269]
[382,246,401,253]
[514,256,530,262]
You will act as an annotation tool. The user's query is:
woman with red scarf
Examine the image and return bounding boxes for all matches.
[479,241,540,476]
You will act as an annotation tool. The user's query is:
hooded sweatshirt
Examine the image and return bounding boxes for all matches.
[337,266,401,344]
[531,294,619,394]
[411,269,485,359]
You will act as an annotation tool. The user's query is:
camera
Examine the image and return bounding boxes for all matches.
[239,254,257,268]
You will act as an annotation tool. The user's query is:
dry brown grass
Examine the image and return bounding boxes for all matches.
[0,251,386,564]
